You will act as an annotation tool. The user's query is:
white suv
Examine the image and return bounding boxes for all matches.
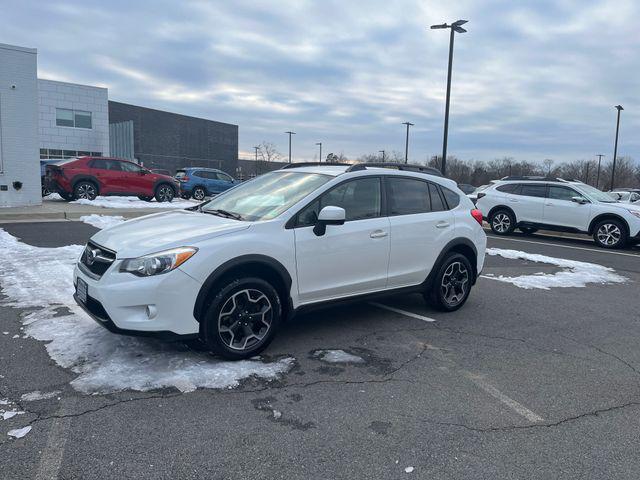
[74,164,486,360]
[476,177,640,249]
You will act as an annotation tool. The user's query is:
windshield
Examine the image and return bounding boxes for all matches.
[201,171,331,221]
[576,184,617,203]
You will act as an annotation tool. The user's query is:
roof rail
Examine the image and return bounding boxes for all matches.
[347,163,443,177]
[500,175,551,181]
[280,162,352,169]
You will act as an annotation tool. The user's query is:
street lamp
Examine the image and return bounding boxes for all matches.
[379,150,386,162]
[430,19,468,177]
[596,154,604,189]
[254,145,260,176]
[402,122,414,164]
[611,105,623,190]
[285,131,296,163]
[316,142,322,162]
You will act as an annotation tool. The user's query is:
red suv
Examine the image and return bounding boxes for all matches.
[46,157,180,202]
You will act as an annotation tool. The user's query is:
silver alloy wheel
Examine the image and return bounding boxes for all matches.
[218,289,273,351]
[157,185,174,202]
[440,261,469,307]
[492,213,511,233]
[76,183,96,200]
[193,188,206,201]
[597,223,622,246]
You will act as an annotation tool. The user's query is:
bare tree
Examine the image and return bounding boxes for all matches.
[542,158,554,176]
[257,141,282,163]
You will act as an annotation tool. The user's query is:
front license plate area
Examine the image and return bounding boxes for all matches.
[76,277,88,304]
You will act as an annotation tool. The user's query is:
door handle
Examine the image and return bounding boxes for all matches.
[436,221,450,229]
[509,198,518,202]
[370,230,388,238]
[545,203,553,206]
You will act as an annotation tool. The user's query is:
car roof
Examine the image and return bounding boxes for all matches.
[180,167,223,172]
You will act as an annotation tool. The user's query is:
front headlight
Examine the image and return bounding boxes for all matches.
[120,247,198,277]
[627,209,640,219]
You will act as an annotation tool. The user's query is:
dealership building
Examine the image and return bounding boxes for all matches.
[0,42,238,207]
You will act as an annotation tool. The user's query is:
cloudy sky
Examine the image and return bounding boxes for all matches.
[3,0,639,164]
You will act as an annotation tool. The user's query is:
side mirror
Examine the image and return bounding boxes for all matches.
[571,196,587,204]
[140,169,148,175]
[313,206,346,236]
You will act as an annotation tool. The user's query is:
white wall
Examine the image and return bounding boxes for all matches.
[0,43,40,207]
[38,79,109,157]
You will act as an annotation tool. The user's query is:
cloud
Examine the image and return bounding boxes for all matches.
[2,0,638,163]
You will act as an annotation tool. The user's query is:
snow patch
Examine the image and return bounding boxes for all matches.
[72,196,196,210]
[0,399,9,405]
[79,214,126,230]
[2,411,24,420]
[0,229,294,394]
[484,248,627,290]
[314,349,365,364]
[7,426,31,438]
[405,467,414,473]
[20,390,61,402]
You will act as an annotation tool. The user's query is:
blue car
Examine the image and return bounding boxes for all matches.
[175,167,238,201]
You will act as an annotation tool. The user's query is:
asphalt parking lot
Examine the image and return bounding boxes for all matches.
[1,222,640,479]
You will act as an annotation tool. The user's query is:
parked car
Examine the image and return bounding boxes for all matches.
[46,156,180,202]
[608,190,640,204]
[475,176,640,248]
[150,168,173,176]
[457,183,476,195]
[40,159,62,196]
[175,167,238,200]
[467,183,495,204]
[74,163,487,360]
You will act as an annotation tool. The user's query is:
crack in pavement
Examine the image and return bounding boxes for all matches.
[558,333,640,379]
[428,399,640,433]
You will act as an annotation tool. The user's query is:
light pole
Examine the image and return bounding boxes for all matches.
[379,150,386,162]
[596,154,604,189]
[431,19,468,177]
[254,145,260,176]
[402,122,414,164]
[611,105,623,190]
[316,142,322,162]
[285,131,296,163]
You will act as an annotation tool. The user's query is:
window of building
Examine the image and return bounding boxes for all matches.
[40,148,102,160]
[56,108,92,129]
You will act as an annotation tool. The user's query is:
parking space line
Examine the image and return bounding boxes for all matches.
[462,371,544,423]
[487,235,640,258]
[370,302,436,323]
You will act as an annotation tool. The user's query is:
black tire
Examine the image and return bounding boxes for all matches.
[519,226,538,235]
[202,277,282,360]
[60,192,73,201]
[154,184,175,202]
[41,185,51,197]
[489,209,516,235]
[593,219,627,249]
[192,186,207,201]
[73,181,98,200]
[425,253,474,312]
[181,192,192,200]
[138,195,153,202]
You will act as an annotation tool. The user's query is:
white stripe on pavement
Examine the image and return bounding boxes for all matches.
[487,235,640,258]
[462,371,544,423]
[370,302,436,323]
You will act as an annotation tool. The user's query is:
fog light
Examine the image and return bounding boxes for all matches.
[146,305,157,319]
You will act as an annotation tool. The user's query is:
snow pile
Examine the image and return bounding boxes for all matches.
[484,248,627,290]
[20,391,61,401]
[314,349,365,364]
[72,196,196,209]
[0,229,294,394]
[7,426,31,439]
[2,410,24,420]
[79,214,126,230]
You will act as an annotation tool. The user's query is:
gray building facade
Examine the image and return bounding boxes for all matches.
[108,101,238,175]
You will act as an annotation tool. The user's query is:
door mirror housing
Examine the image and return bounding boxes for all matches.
[313,206,346,236]
[571,196,588,204]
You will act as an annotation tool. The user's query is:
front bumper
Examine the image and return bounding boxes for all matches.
[73,261,203,338]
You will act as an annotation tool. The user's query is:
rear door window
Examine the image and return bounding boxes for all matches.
[518,184,547,198]
[440,186,460,209]
[429,183,446,212]
[387,177,430,215]
[496,183,519,193]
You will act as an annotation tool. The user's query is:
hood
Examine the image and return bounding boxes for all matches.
[602,201,640,214]
[90,209,250,258]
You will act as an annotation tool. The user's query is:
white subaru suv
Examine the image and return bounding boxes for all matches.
[476,176,640,249]
[74,164,486,360]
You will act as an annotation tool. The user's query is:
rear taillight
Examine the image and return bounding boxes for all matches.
[179,176,189,182]
[471,209,483,225]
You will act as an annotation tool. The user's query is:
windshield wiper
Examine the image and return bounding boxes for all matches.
[203,209,243,220]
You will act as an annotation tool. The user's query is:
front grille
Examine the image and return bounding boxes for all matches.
[80,241,116,278]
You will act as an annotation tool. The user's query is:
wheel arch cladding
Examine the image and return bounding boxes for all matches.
[71,175,100,193]
[425,238,478,288]
[588,214,629,236]
[193,255,293,323]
